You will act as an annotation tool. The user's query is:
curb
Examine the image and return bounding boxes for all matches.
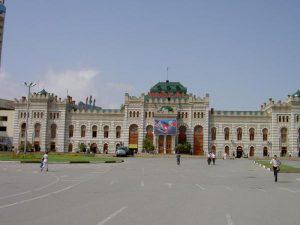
[253,160,271,171]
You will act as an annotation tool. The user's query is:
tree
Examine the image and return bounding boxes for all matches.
[175,142,191,154]
[143,138,155,153]
[78,143,87,152]
[18,142,33,152]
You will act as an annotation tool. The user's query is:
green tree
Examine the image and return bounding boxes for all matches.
[143,138,155,153]
[175,142,191,154]
[78,143,87,152]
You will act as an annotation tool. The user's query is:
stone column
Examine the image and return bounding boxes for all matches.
[172,135,176,154]
[164,135,166,154]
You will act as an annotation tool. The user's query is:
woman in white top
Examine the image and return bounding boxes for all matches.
[270,155,281,182]
[41,151,49,172]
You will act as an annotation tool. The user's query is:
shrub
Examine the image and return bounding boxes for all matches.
[143,138,155,153]
[175,142,191,154]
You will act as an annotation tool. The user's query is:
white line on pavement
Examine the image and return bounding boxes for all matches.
[165,183,173,188]
[226,214,234,225]
[255,187,266,192]
[97,206,127,225]
[53,186,73,194]
[0,190,31,200]
[195,184,205,190]
[224,186,233,191]
[34,174,60,191]
[279,187,300,193]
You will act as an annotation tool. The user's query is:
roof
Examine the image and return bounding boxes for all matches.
[293,90,300,97]
[0,99,14,110]
[37,89,48,95]
[149,81,187,96]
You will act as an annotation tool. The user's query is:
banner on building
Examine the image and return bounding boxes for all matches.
[154,119,177,135]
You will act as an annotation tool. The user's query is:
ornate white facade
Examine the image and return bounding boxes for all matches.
[13,81,300,157]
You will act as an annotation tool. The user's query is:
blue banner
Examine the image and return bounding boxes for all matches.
[154,119,177,135]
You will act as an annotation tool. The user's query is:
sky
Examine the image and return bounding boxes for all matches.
[1,0,300,109]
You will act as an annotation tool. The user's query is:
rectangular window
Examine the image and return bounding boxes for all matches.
[0,126,7,132]
[0,116,8,121]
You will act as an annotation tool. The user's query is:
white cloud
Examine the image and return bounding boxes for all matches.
[0,71,24,100]
[0,69,134,108]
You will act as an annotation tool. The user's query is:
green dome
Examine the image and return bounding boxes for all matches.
[293,90,300,97]
[150,81,187,94]
[38,89,48,95]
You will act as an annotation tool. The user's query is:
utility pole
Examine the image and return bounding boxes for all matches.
[24,82,36,153]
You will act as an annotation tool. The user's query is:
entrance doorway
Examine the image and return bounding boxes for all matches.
[158,135,164,154]
[249,146,255,157]
[281,147,287,157]
[166,135,172,154]
[34,141,40,151]
[263,147,268,157]
[236,146,243,158]
[225,146,229,156]
[90,143,97,153]
[103,143,108,154]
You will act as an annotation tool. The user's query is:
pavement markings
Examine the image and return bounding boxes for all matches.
[34,174,60,191]
[165,183,173,188]
[140,180,145,187]
[0,182,82,210]
[224,186,233,191]
[0,190,31,200]
[255,187,267,192]
[195,184,205,190]
[279,187,300,193]
[226,214,234,225]
[96,206,127,225]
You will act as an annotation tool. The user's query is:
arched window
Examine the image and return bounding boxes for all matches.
[211,127,216,141]
[116,126,121,138]
[20,123,26,138]
[145,112,147,118]
[34,112,36,118]
[129,111,132,117]
[37,112,40,118]
[81,125,86,138]
[185,112,188,118]
[262,128,268,141]
[281,127,288,143]
[92,125,97,138]
[34,123,41,138]
[237,128,242,141]
[137,111,139,117]
[51,124,57,139]
[149,112,152,118]
[104,126,109,138]
[69,125,74,138]
[249,128,255,141]
[133,111,136,117]
[224,127,230,140]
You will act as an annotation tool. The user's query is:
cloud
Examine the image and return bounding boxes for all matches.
[0,69,134,108]
[0,71,24,100]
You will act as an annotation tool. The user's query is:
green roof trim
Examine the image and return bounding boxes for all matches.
[38,89,48,95]
[150,81,187,94]
[293,89,300,97]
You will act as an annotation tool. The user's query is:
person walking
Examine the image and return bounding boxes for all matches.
[176,153,181,165]
[211,152,216,165]
[270,155,281,182]
[207,152,212,165]
[41,151,49,172]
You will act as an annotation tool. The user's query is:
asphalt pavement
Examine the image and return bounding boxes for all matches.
[0,158,300,225]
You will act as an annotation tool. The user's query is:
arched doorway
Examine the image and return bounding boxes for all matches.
[236,146,243,158]
[166,135,172,154]
[103,143,108,154]
[249,146,255,157]
[158,135,164,154]
[211,145,216,154]
[178,126,187,144]
[225,146,230,155]
[263,147,268,157]
[146,125,154,144]
[90,143,97,153]
[129,124,138,153]
[68,143,73,152]
[193,125,203,155]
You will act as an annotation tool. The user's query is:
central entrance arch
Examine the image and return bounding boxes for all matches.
[158,135,164,154]
[194,125,203,155]
[166,135,172,154]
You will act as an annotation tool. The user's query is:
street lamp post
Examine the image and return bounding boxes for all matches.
[24,82,36,153]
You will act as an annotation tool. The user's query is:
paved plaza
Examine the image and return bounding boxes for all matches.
[0,158,300,225]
